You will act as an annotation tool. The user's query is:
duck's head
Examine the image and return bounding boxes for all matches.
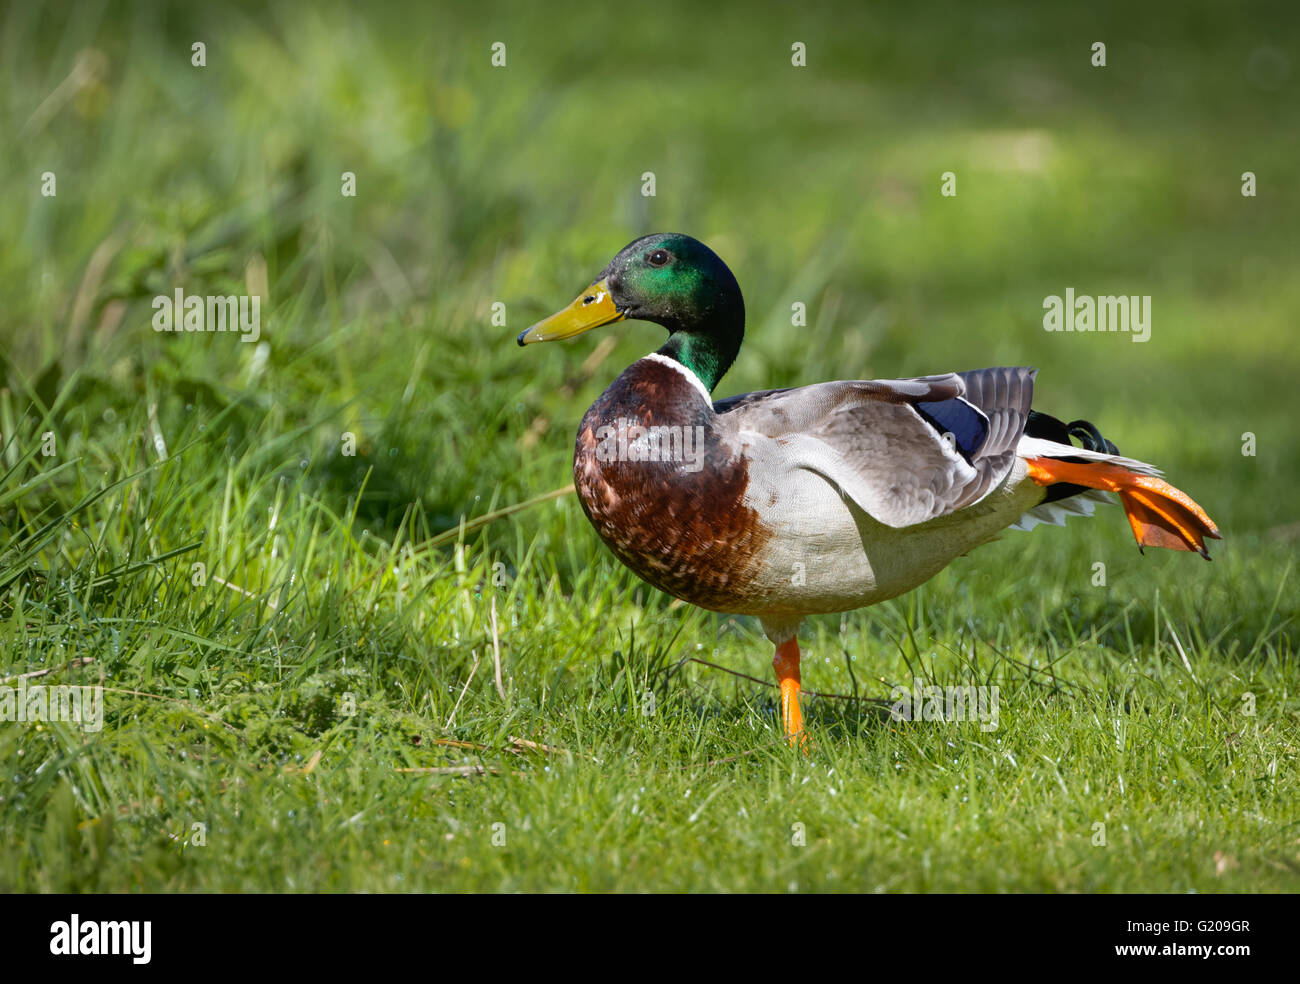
[517,232,744,392]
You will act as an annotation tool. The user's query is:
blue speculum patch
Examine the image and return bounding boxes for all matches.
[915,398,989,461]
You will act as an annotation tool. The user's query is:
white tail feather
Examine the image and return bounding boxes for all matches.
[1015,436,1162,476]
[1010,489,1114,532]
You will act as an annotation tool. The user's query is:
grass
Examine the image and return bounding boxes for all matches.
[1,0,1297,892]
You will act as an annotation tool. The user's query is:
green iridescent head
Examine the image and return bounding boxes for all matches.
[517,233,745,392]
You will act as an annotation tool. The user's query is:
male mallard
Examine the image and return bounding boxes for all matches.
[519,233,1220,744]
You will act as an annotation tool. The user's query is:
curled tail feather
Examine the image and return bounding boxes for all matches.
[1025,458,1222,559]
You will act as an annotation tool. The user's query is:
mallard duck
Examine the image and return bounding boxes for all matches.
[518,233,1221,744]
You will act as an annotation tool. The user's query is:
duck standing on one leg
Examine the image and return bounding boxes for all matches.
[518,233,1220,745]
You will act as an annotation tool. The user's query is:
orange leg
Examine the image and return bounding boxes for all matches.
[772,637,807,747]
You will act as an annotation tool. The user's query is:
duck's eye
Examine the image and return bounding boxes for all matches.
[647,249,671,267]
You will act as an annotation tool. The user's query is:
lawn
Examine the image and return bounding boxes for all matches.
[0,0,1296,892]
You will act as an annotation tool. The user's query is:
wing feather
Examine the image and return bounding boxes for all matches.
[715,368,1038,528]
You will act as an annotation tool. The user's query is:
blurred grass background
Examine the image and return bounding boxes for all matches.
[0,0,1296,892]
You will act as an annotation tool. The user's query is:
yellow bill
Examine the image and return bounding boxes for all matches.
[517,278,625,345]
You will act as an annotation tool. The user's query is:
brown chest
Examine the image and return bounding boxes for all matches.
[571,359,772,612]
